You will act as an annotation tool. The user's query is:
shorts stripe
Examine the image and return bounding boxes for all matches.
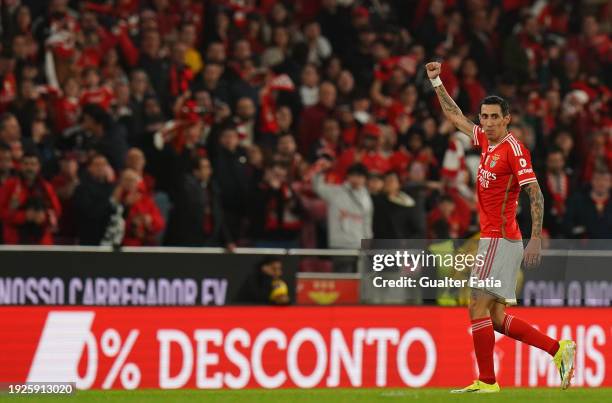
[484,238,500,279]
[478,239,495,280]
[482,238,499,279]
[478,240,496,279]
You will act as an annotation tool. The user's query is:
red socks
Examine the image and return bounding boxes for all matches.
[502,314,560,356]
[471,317,496,384]
[470,314,560,386]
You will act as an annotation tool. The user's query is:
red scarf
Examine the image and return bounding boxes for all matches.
[202,186,214,235]
[169,65,193,97]
[546,173,569,216]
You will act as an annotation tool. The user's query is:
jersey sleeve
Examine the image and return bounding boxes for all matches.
[507,137,538,187]
[472,125,486,149]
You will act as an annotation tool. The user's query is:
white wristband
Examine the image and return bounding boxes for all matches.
[430,76,443,88]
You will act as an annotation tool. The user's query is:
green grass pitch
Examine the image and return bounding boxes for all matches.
[1,388,610,403]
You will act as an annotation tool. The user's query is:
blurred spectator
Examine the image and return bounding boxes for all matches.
[233,97,257,147]
[250,161,304,248]
[373,171,426,239]
[137,29,170,111]
[165,156,233,248]
[64,103,129,171]
[180,23,203,74]
[0,113,32,163]
[80,68,114,111]
[0,152,61,245]
[30,120,55,175]
[542,148,573,237]
[299,64,320,107]
[427,194,469,239]
[314,161,372,250]
[458,59,487,115]
[274,133,302,179]
[335,123,391,178]
[367,172,384,197]
[238,257,290,305]
[125,148,155,194]
[124,70,150,146]
[116,169,164,246]
[309,117,340,162]
[298,81,336,154]
[0,52,17,113]
[211,126,250,242]
[0,144,14,186]
[72,154,116,245]
[564,169,612,239]
[50,152,79,243]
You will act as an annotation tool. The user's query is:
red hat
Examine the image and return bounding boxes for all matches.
[178,100,201,124]
[352,6,369,19]
[362,123,382,137]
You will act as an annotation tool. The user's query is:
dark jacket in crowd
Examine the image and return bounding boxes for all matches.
[58,124,129,172]
[92,124,130,172]
[212,147,249,211]
[138,55,170,112]
[164,175,231,246]
[72,174,116,245]
[372,192,426,239]
[564,191,612,239]
[237,269,275,305]
[249,182,304,242]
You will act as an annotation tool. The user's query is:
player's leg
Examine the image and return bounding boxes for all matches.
[468,289,497,385]
[451,238,502,393]
[490,300,576,389]
[490,301,506,332]
[451,288,500,393]
[491,301,558,354]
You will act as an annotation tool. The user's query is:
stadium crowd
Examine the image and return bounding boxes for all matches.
[0,0,610,251]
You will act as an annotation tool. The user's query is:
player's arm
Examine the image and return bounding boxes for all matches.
[425,62,475,138]
[523,181,544,239]
[523,181,544,268]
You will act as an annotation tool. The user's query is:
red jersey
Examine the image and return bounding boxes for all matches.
[472,125,537,240]
[54,96,80,133]
[80,87,114,110]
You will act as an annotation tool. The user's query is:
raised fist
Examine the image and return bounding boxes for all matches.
[425,62,442,79]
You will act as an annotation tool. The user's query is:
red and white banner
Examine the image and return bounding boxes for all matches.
[0,307,610,389]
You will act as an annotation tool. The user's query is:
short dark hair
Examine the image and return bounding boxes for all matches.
[346,163,369,177]
[277,132,295,141]
[189,156,209,172]
[82,103,111,129]
[480,95,510,116]
[88,153,108,166]
[258,256,282,270]
[547,146,564,156]
[22,150,40,161]
[383,170,399,180]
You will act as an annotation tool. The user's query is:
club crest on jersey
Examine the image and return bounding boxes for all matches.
[489,154,500,168]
